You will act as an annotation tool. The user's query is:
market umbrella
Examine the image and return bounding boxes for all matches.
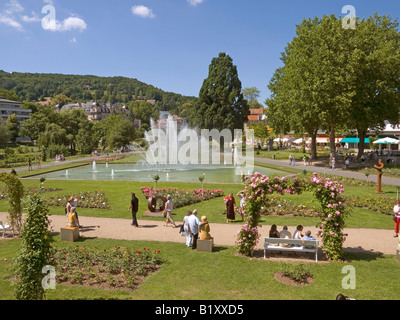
[373,137,400,144]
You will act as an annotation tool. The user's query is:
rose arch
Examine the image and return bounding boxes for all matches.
[236,172,347,261]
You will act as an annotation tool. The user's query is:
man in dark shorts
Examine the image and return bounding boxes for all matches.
[128,192,139,227]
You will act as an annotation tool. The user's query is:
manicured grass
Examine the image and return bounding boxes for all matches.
[1,159,400,301]
[0,178,244,224]
[0,169,397,230]
[1,235,399,300]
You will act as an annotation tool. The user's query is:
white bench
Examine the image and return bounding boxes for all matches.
[0,221,14,238]
[263,237,319,262]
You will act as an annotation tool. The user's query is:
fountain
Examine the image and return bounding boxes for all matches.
[134,111,251,173]
[33,112,262,182]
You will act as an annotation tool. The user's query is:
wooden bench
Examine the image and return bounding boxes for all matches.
[263,238,319,262]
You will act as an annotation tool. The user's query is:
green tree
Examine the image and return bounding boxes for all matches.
[0,119,10,147]
[0,172,24,234]
[243,87,263,109]
[6,113,20,142]
[94,115,136,149]
[196,52,249,133]
[20,105,60,141]
[249,122,270,147]
[37,123,68,150]
[0,89,20,101]
[76,121,98,154]
[266,15,356,160]
[14,195,52,300]
[51,94,72,107]
[346,14,400,158]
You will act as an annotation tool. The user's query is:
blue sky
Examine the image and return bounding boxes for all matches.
[0,0,399,106]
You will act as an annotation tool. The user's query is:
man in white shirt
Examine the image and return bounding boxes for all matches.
[279,225,292,248]
[188,209,204,250]
[279,225,291,239]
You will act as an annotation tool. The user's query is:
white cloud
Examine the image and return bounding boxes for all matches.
[0,13,23,30]
[0,0,24,31]
[70,37,77,44]
[5,0,24,15]
[132,5,155,18]
[42,16,87,32]
[187,0,204,6]
[21,12,40,23]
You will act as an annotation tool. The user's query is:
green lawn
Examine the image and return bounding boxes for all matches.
[0,163,397,230]
[0,159,399,300]
[0,235,399,300]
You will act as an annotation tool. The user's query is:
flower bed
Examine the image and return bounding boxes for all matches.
[50,245,164,290]
[261,196,320,217]
[344,194,393,216]
[0,186,62,201]
[140,186,224,208]
[46,190,110,210]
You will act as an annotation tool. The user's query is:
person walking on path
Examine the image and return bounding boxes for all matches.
[165,195,177,228]
[37,155,41,169]
[128,192,139,227]
[393,200,400,237]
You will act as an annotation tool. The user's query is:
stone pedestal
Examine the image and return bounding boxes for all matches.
[60,227,79,242]
[143,209,167,218]
[197,238,214,252]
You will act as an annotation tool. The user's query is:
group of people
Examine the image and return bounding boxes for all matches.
[127,193,177,229]
[127,191,211,250]
[181,209,211,250]
[55,154,65,161]
[269,224,316,244]
[27,155,41,171]
[65,196,82,228]
[223,192,246,223]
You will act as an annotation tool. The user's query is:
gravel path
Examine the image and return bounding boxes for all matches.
[1,212,398,257]
[1,155,399,259]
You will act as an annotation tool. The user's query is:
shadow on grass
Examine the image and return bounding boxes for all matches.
[212,246,229,253]
[343,248,386,262]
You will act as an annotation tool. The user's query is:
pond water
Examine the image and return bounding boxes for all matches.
[35,163,287,184]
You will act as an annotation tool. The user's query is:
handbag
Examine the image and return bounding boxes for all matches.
[394,216,397,222]
[179,224,185,234]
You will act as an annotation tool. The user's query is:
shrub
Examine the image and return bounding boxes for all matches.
[13,195,52,300]
[140,186,224,208]
[280,263,312,283]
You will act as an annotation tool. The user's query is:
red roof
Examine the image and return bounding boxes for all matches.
[248,115,259,121]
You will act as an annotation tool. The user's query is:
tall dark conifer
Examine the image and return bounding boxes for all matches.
[196,52,249,133]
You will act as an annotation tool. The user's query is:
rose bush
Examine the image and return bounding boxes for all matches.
[140,186,224,208]
[236,172,348,261]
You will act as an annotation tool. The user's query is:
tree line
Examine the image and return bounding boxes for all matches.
[266,13,400,160]
[0,71,197,115]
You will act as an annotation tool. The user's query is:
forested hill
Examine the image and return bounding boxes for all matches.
[0,70,197,111]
